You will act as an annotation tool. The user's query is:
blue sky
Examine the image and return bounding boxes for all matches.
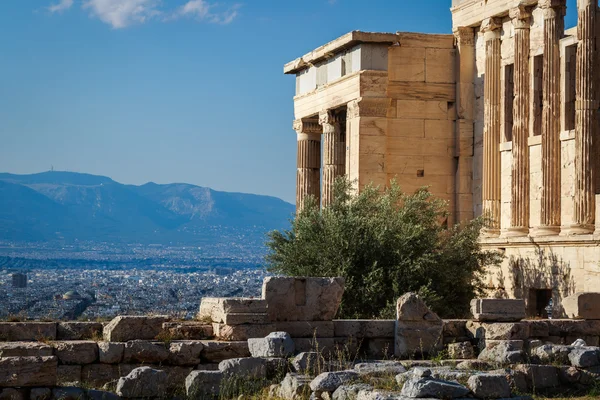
[0,0,578,204]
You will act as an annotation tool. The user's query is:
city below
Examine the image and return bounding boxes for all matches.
[0,241,269,321]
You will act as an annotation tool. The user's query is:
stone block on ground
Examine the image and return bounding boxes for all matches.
[212,323,276,341]
[57,365,82,384]
[563,292,600,320]
[478,341,524,364]
[198,297,267,323]
[466,321,529,341]
[278,373,311,400]
[102,316,168,342]
[276,321,335,338]
[200,340,250,362]
[168,341,204,366]
[447,341,475,359]
[331,384,374,400]
[0,342,53,357]
[513,364,560,390]
[262,277,345,322]
[291,352,320,374]
[57,322,103,340]
[354,361,406,377]
[333,320,394,338]
[400,368,469,398]
[98,342,125,364]
[470,299,526,322]
[395,293,442,358]
[116,366,167,398]
[310,370,360,393]
[122,340,169,364]
[248,332,295,358]
[186,370,223,398]
[0,356,57,387]
[52,341,98,365]
[467,373,511,398]
[0,322,56,341]
[162,321,213,340]
[568,347,600,368]
[532,344,571,364]
[219,357,267,378]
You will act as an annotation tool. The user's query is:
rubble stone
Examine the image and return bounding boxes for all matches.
[447,341,475,359]
[248,332,295,358]
[292,352,320,374]
[332,384,373,400]
[513,364,560,390]
[568,347,600,368]
[467,373,511,398]
[279,373,312,400]
[116,366,167,398]
[218,357,267,378]
[186,370,223,398]
[400,369,470,398]
[354,362,406,377]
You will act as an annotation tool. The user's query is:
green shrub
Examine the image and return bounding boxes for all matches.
[266,178,502,319]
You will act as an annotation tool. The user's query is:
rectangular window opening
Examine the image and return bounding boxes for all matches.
[565,44,577,131]
[533,55,543,136]
[527,288,553,318]
[504,64,515,142]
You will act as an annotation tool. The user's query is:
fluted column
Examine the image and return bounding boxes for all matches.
[293,119,322,212]
[507,6,532,237]
[481,18,502,237]
[537,0,566,236]
[320,110,345,207]
[572,0,598,234]
[454,27,476,224]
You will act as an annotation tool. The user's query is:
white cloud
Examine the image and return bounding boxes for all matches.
[82,0,162,29]
[176,0,240,25]
[48,0,74,13]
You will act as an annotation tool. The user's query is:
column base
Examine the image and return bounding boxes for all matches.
[530,226,561,237]
[481,228,501,238]
[504,227,529,237]
[561,224,595,236]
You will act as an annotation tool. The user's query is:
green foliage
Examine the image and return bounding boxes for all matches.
[266,178,502,319]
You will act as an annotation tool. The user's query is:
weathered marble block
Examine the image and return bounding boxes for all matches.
[395,293,443,358]
[470,298,526,322]
[262,277,345,322]
[198,298,267,323]
[103,316,169,342]
[52,340,99,365]
[212,323,276,341]
[0,322,57,341]
[0,342,53,357]
[199,340,250,363]
[563,293,600,320]
[0,356,57,387]
[162,321,213,340]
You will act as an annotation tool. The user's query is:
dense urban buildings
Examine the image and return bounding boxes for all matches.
[286,0,600,316]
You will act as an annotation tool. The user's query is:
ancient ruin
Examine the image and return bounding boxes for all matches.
[286,0,600,315]
[4,278,600,399]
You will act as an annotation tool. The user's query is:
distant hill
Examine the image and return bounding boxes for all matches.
[0,171,295,246]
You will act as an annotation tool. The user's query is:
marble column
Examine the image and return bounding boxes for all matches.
[572,0,598,234]
[507,6,532,237]
[320,110,345,207]
[293,119,322,212]
[454,26,476,224]
[481,18,502,236]
[538,0,565,236]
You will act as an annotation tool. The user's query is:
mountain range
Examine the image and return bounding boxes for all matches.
[0,171,295,245]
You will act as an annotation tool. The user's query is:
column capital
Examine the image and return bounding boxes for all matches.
[346,98,389,119]
[538,0,566,9]
[293,119,322,135]
[510,5,533,27]
[480,17,502,34]
[318,110,341,126]
[454,27,475,46]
